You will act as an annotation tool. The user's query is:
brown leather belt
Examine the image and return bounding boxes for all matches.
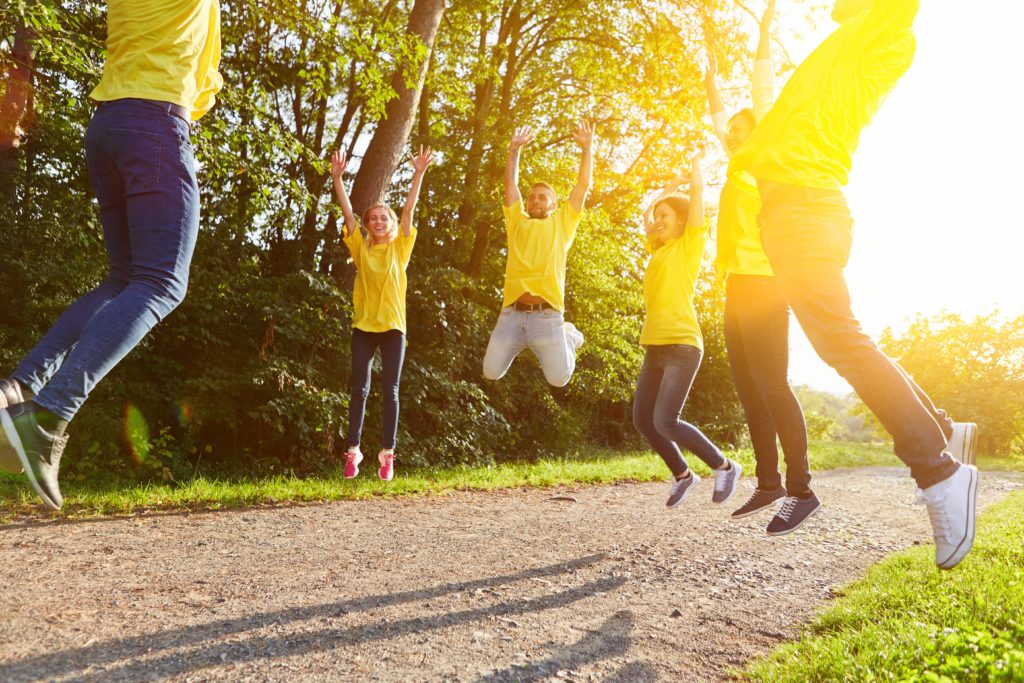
[512,301,553,312]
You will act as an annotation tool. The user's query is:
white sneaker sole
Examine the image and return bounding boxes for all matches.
[666,478,699,508]
[1,410,59,510]
[730,495,785,520]
[936,465,978,570]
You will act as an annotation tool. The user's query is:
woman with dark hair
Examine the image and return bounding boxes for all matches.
[632,149,741,508]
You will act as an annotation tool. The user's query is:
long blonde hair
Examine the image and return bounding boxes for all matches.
[361,204,399,243]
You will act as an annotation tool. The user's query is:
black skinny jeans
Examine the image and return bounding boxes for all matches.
[724,274,810,495]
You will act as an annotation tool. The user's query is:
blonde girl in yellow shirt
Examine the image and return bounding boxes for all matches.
[633,150,741,508]
[330,146,432,482]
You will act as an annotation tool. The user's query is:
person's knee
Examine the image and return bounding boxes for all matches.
[482,359,506,381]
[544,368,572,388]
[632,407,654,438]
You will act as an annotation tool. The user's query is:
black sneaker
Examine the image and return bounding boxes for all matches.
[731,486,787,519]
[0,377,29,410]
[766,493,821,536]
[0,403,67,510]
[666,472,700,508]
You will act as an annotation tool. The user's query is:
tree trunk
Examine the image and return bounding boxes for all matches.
[349,0,446,215]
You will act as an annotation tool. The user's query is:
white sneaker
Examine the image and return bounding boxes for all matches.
[947,422,978,466]
[921,464,979,570]
[564,322,584,351]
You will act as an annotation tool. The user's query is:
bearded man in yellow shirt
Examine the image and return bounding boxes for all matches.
[0,0,222,510]
[482,123,593,387]
[730,0,977,569]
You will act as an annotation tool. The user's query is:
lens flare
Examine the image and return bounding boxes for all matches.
[123,403,151,465]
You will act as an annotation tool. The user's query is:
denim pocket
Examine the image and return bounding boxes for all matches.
[108,129,162,195]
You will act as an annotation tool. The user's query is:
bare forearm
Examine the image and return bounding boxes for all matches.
[687,161,704,228]
[400,172,426,236]
[504,147,522,206]
[333,178,358,236]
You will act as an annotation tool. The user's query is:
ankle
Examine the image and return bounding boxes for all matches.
[674,471,691,481]
[31,401,68,437]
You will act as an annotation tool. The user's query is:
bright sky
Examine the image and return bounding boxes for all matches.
[769,0,1024,393]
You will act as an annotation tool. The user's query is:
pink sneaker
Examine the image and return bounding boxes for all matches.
[378,449,395,481]
[342,448,363,479]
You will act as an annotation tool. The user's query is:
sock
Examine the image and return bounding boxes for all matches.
[674,471,691,481]
[715,460,731,471]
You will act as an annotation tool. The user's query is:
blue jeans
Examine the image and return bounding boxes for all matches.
[632,344,727,478]
[346,329,406,450]
[13,99,199,421]
[758,186,957,489]
[724,274,810,495]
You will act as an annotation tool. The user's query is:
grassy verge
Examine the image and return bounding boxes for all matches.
[743,490,1024,682]
[0,440,1018,521]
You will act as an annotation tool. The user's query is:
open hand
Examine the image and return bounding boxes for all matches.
[331,149,348,181]
[510,126,535,150]
[411,145,433,174]
[573,120,595,149]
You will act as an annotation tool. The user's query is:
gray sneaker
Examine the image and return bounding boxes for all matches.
[0,403,67,510]
[666,472,700,508]
[711,459,742,504]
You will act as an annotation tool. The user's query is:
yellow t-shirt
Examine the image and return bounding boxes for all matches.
[90,0,224,121]
[501,201,582,311]
[640,222,708,349]
[715,168,773,278]
[343,228,417,334]
[729,0,918,190]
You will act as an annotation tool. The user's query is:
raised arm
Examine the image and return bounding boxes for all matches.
[687,148,705,229]
[703,51,731,155]
[505,126,534,207]
[568,121,595,213]
[331,149,358,238]
[399,145,433,238]
[752,0,776,121]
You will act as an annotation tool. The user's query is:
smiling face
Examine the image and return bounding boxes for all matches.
[526,183,557,219]
[651,201,686,243]
[725,109,757,154]
[362,205,397,244]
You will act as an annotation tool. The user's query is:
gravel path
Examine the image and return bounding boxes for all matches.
[1,467,1020,682]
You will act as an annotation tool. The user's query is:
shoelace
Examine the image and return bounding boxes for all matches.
[741,489,765,508]
[380,452,395,466]
[713,466,731,492]
[345,450,360,464]
[775,496,799,522]
[925,494,952,543]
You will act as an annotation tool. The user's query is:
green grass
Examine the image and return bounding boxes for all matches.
[0,440,1019,521]
[743,490,1024,682]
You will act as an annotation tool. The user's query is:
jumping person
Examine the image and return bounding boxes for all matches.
[729,0,978,569]
[481,123,593,387]
[705,0,820,534]
[0,0,223,510]
[633,150,742,508]
[331,146,432,482]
